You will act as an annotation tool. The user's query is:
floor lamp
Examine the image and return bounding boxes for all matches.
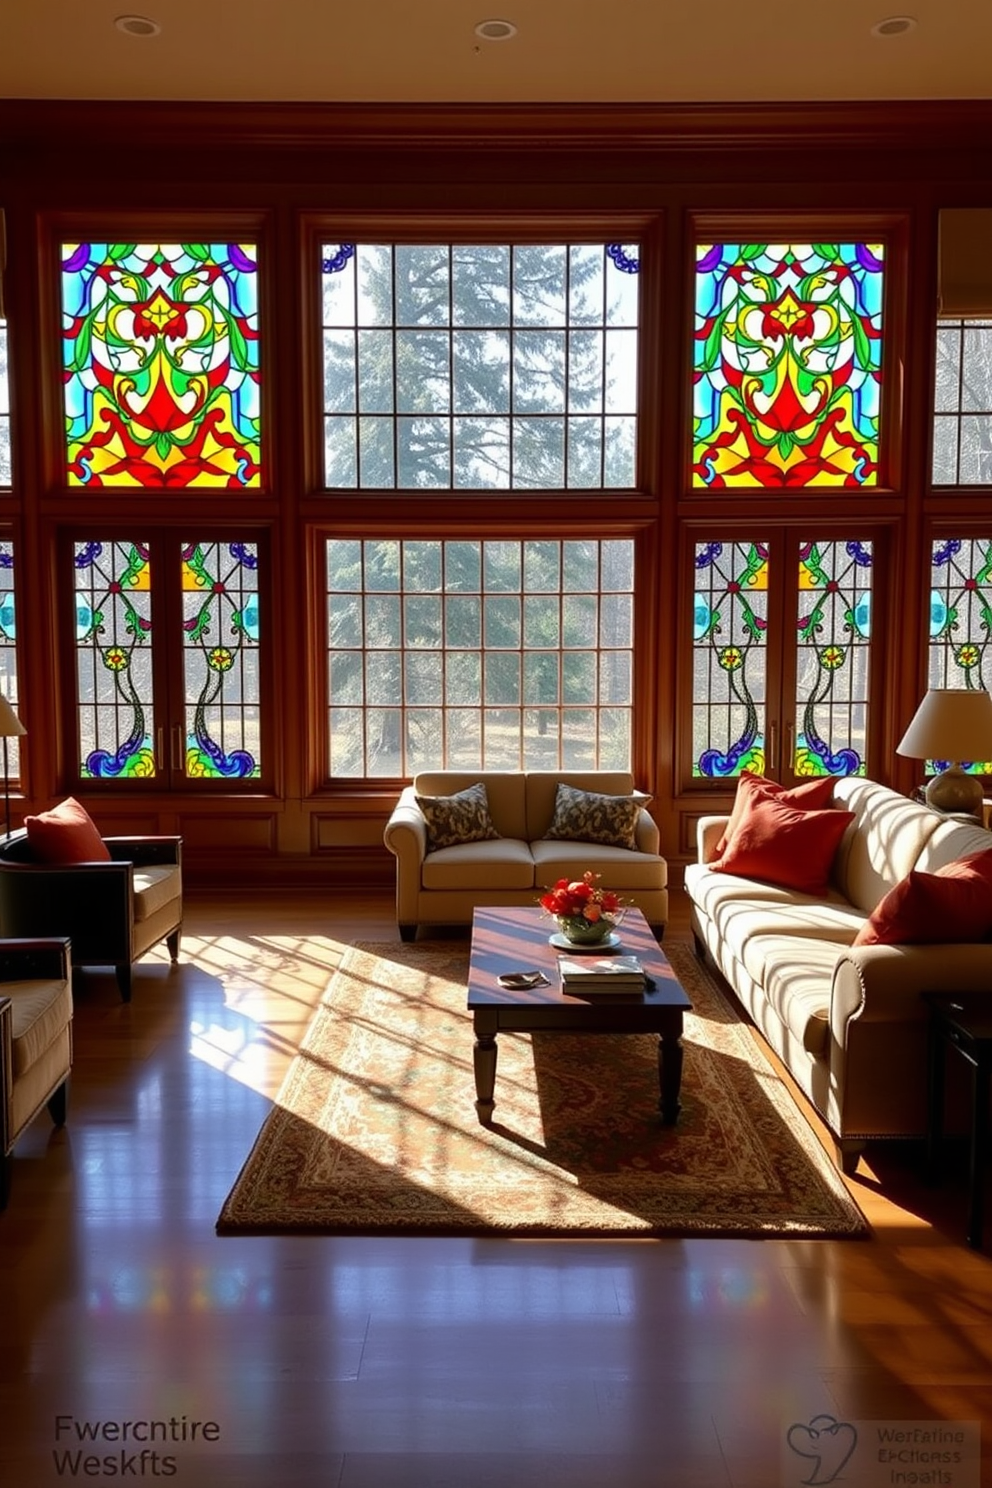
[0,694,26,840]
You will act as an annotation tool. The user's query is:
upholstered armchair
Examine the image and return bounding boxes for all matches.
[0,828,182,1003]
[1,936,73,1210]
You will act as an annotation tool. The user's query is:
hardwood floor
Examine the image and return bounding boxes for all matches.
[1,886,990,1488]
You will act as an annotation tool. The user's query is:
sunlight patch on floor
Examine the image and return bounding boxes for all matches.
[182,930,351,1095]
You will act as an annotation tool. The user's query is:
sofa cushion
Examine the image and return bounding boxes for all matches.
[739,934,850,1058]
[421,838,535,891]
[532,838,667,890]
[852,848,992,946]
[24,797,111,864]
[686,864,866,947]
[715,771,838,856]
[6,977,73,1077]
[415,781,501,852]
[132,865,182,923]
[543,783,645,850]
[911,814,992,874]
[713,794,854,895]
[830,776,944,912]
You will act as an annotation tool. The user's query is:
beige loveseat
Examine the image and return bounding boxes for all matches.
[383,770,668,941]
[685,775,992,1172]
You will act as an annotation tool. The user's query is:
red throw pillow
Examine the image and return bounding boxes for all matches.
[853,848,992,946]
[712,795,855,894]
[715,770,838,857]
[24,797,111,864]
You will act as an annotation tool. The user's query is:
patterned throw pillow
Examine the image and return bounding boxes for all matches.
[543,783,647,850]
[415,781,501,852]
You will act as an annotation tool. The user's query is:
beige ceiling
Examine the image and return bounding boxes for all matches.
[1,0,990,104]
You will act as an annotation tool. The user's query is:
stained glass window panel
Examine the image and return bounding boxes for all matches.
[62,243,260,489]
[693,242,885,489]
[75,541,155,778]
[0,318,10,487]
[794,540,871,777]
[692,541,768,777]
[321,243,639,491]
[0,541,19,779]
[326,537,634,776]
[932,320,992,485]
[181,542,260,779]
[928,538,992,773]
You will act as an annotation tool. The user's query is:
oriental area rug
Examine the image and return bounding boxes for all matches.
[217,940,868,1239]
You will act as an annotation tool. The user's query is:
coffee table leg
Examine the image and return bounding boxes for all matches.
[658,1028,683,1125]
[473,1011,498,1125]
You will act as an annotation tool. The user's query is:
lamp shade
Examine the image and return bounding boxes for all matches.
[0,694,25,739]
[897,688,992,762]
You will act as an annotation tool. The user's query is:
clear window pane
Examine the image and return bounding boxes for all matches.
[321,241,639,491]
[932,319,992,487]
[326,537,635,775]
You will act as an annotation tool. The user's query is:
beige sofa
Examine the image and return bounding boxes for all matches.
[685,775,992,1172]
[383,770,668,941]
[1,937,73,1210]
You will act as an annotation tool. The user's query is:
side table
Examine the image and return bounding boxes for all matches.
[923,991,992,1250]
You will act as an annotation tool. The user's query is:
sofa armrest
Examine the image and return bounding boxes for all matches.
[105,836,183,868]
[383,786,428,861]
[633,806,661,855]
[0,859,133,947]
[0,937,72,983]
[696,814,730,864]
[830,942,992,1044]
[383,787,429,926]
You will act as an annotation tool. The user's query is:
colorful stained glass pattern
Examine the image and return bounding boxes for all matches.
[933,319,992,485]
[794,540,871,777]
[182,542,260,778]
[0,318,10,486]
[692,541,768,777]
[326,538,633,776]
[76,541,155,778]
[929,537,992,774]
[321,243,639,491]
[62,243,260,489]
[693,242,885,488]
[0,540,20,779]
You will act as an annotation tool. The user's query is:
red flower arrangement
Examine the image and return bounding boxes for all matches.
[538,870,624,924]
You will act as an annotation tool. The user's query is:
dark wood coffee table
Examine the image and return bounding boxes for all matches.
[467,905,692,1126]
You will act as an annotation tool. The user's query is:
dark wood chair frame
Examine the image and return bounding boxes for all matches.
[0,831,182,1002]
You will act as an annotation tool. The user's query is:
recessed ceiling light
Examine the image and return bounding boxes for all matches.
[115,14,162,37]
[475,18,517,41]
[870,15,917,36]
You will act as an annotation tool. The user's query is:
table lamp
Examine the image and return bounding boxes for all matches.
[0,693,25,839]
[896,687,992,815]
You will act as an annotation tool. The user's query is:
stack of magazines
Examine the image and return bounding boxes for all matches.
[558,954,646,993]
